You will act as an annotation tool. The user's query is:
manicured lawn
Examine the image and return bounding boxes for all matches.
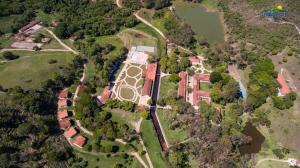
[120,87,135,100]
[0,51,74,89]
[118,29,157,51]
[200,82,210,91]
[74,150,142,168]
[127,66,141,77]
[125,77,137,86]
[159,76,177,100]
[141,120,167,168]
[157,109,189,145]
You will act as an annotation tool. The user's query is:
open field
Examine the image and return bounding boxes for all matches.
[141,120,167,168]
[0,51,74,89]
[110,109,140,129]
[75,150,142,168]
[118,29,157,51]
[255,99,300,163]
[157,109,189,145]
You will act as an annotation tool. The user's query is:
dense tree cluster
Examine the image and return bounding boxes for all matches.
[272,92,297,110]
[0,56,85,167]
[75,38,128,88]
[160,48,191,73]
[246,59,278,110]
[48,0,139,38]
[210,64,240,104]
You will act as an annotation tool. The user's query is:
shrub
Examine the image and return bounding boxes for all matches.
[48,59,57,64]
[2,51,19,60]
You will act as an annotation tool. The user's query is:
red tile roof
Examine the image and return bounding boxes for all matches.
[58,90,68,99]
[100,86,111,103]
[192,74,211,105]
[57,109,68,120]
[59,119,71,130]
[64,127,77,139]
[144,63,157,81]
[19,20,40,33]
[277,74,291,95]
[142,78,153,96]
[178,71,187,99]
[73,135,86,148]
[57,99,67,107]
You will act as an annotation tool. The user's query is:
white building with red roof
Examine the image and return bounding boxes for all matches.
[277,73,291,96]
[98,86,111,104]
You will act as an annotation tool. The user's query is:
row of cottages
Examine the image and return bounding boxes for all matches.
[57,89,87,148]
[142,63,158,98]
[277,73,292,96]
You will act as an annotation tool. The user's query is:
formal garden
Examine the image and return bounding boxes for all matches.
[112,63,145,104]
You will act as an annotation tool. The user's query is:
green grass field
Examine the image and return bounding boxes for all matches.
[133,23,167,58]
[200,82,210,91]
[94,35,124,60]
[118,29,157,51]
[0,51,74,89]
[34,28,65,49]
[159,76,178,100]
[0,33,14,48]
[141,120,167,168]
[74,150,143,168]
[157,109,189,145]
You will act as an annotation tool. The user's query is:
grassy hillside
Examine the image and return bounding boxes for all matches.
[0,51,74,89]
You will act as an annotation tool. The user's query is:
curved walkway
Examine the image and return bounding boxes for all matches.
[256,158,288,167]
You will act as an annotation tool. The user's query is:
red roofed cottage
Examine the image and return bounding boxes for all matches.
[59,119,71,130]
[58,89,68,99]
[100,86,111,104]
[73,135,87,148]
[57,109,68,120]
[64,127,77,139]
[58,99,67,107]
[277,74,291,96]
